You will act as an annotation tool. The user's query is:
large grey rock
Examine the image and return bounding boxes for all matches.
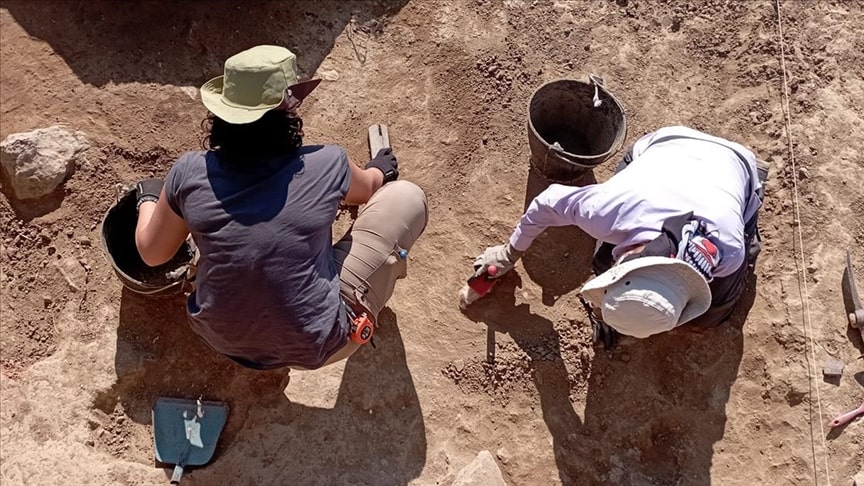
[452,450,507,486]
[0,126,88,199]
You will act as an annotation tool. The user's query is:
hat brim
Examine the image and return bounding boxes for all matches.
[199,77,322,125]
[286,78,321,102]
[581,256,712,326]
[200,75,279,124]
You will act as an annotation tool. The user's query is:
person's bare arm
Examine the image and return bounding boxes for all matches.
[344,148,399,205]
[344,161,384,205]
[135,186,190,267]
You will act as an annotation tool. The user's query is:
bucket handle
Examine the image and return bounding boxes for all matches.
[588,75,605,108]
[545,75,605,160]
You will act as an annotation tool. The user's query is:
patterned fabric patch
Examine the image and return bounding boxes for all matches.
[676,220,721,282]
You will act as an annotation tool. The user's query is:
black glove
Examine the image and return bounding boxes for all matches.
[580,295,619,350]
[365,148,399,183]
[135,178,164,210]
[591,318,620,350]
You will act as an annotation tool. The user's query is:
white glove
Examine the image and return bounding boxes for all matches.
[472,243,523,279]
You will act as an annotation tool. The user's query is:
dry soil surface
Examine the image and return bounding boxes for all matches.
[1,1,863,485]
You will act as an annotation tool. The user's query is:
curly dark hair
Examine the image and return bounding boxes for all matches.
[202,110,304,166]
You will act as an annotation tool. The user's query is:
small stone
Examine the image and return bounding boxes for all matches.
[620,352,631,363]
[785,384,807,406]
[318,69,340,81]
[496,447,511,465]
[85,439,95,447]
[798,167,810,179]
[822,357,844,377]
[42,295,52,307]
[177,86,198,100]
[77,237,91,247]
[453,450,506,486]
[54,257,86,292]
[453,359,465,372]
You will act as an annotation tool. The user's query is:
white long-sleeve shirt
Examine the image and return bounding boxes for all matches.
[508,126,762,278]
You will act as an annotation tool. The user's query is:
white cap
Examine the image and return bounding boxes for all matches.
[581,256,712,338]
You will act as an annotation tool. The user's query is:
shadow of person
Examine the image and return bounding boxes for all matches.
[567,274,755,485]
[104,290,425,484]
[205,150,304,225]
[192,308,427,485]
[3,0,410,87]
[100,288,292,456]
[463,269,755,485]
[462,272,586,485]
[520,165,598,306]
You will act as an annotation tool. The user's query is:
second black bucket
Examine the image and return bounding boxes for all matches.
[100,188,196,297]
[527,76,627,183]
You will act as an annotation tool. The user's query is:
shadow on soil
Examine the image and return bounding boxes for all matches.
[2,0,408,87]
[464,243,755,485]
[97,289,425,485]
[519,166,598,306]
[0,171,66,221]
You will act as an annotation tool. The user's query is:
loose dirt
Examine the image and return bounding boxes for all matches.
[1,1,862,485]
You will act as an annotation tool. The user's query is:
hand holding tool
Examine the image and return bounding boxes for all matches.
[459,265,498,310]
[472,243,523,279]
[366,124,398,183]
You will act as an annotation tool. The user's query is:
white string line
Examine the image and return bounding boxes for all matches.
[774,1,831,485]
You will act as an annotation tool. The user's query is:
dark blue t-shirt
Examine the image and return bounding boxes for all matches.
[164,145,351,369]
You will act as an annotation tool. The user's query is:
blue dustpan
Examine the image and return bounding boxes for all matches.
[152,397,229,484]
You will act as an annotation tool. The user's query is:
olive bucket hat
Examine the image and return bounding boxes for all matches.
[200,45,321,124]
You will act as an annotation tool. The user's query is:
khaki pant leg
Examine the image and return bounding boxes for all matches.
[319,340,363,367]
[333,181,428,320]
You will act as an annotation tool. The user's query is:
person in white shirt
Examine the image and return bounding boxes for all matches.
[470,126,766,344]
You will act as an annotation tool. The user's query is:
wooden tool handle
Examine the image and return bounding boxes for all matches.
[368,124,391,158]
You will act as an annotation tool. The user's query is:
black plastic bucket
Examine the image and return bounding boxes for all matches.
[527,76,627,183]
[100,188,195,297]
